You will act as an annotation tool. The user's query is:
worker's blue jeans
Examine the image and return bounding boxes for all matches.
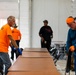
[0,52,11,75]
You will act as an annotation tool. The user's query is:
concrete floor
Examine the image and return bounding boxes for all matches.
[56,59,75,75]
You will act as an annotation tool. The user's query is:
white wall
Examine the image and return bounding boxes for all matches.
[0,1,18,19]
[31,0,75,48]
[19,0,30,48]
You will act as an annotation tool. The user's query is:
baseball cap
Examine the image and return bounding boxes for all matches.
[66,17,74,24]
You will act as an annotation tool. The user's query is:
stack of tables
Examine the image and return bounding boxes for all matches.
[7,48,61,75]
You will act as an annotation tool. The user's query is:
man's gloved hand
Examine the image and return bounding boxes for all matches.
[17,48,22,55]
[69,46,75,52]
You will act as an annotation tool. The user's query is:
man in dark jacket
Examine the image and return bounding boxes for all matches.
[39,20,53,52]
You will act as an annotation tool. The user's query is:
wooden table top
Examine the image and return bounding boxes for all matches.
[22,51,51,57]
[23,48,48,52]
[9,57,55,72]
[7,71,61,75]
